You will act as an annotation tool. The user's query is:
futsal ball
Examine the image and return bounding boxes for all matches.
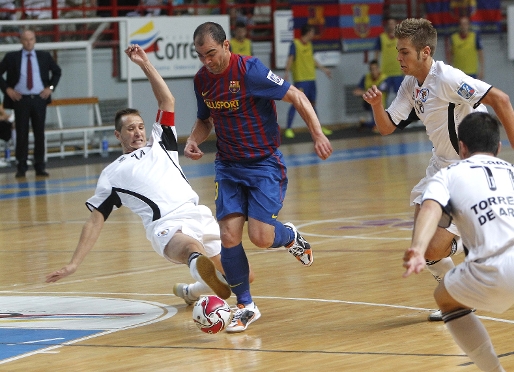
[192,295,232,334]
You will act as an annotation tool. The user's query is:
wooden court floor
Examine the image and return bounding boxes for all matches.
[0,128,513,371]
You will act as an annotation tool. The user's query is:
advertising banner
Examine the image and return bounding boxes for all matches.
[119,15,230,79]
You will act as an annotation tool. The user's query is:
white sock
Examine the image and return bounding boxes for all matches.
[454,236,464,255]
[189,257,227,296]
[446,313,504,372]
[188,256,206,285]
[426,257,455,282]
[187,281,210,298]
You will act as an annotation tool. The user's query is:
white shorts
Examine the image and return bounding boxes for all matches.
[444,250,514,313]
[147,204,221,262]
[411,155,459,236]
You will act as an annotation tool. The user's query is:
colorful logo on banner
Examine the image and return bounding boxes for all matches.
[352,4,370,38]
[291,0,384,53]
[291,0,341,52]
[129,21,160,53]
[425,0,502,34]
[340,0,384,52]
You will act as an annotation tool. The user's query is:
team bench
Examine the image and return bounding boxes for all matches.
[41,97,116,158]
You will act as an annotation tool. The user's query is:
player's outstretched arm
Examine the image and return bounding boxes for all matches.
[403,200,442,278]
[125,44,174,113]
[282,85,333,160]
[45,209,105,283]
[481,87,514,149]
[362,85,396,135]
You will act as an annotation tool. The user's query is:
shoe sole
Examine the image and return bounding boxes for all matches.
[298,249,313,266]
[196,255,231,300]
[226,310,261,333]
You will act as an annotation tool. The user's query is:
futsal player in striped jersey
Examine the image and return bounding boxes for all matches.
[185,22,333,333]
[45,45,239,306]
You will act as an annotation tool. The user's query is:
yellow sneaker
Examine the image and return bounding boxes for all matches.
[321,126,333,136]
[284,128,295,138]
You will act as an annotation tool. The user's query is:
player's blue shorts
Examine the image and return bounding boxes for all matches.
[295,80,316,102]
[214,150,288,224]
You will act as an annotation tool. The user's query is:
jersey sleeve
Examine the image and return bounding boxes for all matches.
[85,169,122,220]
[245,57,291,100]
[194,78,210,120]
[439,65,491,108]
[475,32,483,50]
[373,36,381,51]
[422,168,453,227]
[288,42,296,57]
[153,110,178,152]
[358,75,365,89]
[386,78,416,126]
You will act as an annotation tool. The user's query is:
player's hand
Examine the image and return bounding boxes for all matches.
[313,135,333,160]
[362,85,383,106]
[45,264,77,283]
[402,248,426,278]
[125,44,148,66]
[184,140,204,160]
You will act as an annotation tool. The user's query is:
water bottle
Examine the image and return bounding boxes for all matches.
[101,134,109,158]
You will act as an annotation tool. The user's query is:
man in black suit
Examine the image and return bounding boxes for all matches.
[0,28,61,178]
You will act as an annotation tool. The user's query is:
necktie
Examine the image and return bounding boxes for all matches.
[26,53,33,90]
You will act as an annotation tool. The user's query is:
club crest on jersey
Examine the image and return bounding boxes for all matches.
[229,80,240,93]
[266,70,284,86]
[416,88,429,102]
[457,82,476,100]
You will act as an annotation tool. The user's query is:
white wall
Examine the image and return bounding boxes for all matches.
[52,33,514,137]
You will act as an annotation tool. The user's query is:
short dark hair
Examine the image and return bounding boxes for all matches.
[300,24,315,37]
[395,18,437,57]
[194,22,226,46]
[235,21,247,29]
[458,112,501,156]
[115,108,141,131]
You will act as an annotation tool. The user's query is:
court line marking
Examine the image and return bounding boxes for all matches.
[0,298,176,365]
[2,291,513,325]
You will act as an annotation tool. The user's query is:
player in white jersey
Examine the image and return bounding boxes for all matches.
[403,112,513,372]
[362,18,514,321]
[45,45,248,305]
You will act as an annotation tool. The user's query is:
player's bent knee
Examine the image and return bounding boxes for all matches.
[424,244,450,261]
[248,235,274,248]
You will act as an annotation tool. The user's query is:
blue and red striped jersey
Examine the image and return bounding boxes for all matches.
[194,53,290,161]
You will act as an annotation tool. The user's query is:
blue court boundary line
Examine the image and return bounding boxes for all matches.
[0,140,440,201]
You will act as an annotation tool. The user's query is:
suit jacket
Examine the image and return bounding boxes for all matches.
[0,49,62,109]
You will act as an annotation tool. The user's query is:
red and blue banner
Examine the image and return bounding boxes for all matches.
[291,0,342,52]
[425,0,502,35]
[339,0,384,52]
[291,0,384,53]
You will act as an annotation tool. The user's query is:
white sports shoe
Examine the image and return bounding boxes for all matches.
[284,222,313,266]
[226,303,261,333]
[173,283,198,306]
